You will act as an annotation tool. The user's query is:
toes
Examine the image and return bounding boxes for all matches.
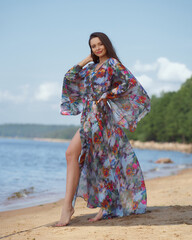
[88,210,103,222]
[53,223,68,227]
[88,218,95,222]
[88,216,102,222]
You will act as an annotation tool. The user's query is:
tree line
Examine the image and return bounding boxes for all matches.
[0,124,80,140]
[125,76,192,143]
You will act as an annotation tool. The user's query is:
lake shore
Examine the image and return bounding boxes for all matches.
[33,137,192,153]
[129,140,192,153]
[1,136,192,153]
[1,168,192,240]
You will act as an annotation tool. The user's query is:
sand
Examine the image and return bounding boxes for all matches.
[0,168,192,240]
[129,140,192,153]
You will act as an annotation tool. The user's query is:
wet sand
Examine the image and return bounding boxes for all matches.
[0,168,192,240]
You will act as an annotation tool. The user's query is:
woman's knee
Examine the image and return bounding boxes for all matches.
[65,146,80,162]
[65,128,81,161]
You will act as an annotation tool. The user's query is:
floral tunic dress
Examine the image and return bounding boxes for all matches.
[60,57,151,219]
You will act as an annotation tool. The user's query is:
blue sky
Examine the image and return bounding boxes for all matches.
[0,0,192,125]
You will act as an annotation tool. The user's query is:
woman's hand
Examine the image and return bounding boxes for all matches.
[78,54,93,68]
[85,54,93,63]
[96,98,107,105]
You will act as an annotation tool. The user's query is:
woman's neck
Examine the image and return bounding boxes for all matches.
[99,56,109,64]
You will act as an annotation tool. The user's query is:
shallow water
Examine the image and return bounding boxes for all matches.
[0,138,191,212]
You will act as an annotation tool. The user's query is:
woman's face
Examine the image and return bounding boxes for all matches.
[90,37,107,58]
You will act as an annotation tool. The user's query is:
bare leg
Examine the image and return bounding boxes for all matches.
[54,128,82,226]
[88,209,103,222]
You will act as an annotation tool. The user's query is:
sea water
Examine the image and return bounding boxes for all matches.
[0,138,192,212]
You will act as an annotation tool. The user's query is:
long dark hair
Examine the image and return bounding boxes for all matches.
[88,32,121,64]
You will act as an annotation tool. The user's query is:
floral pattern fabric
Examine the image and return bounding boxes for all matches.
[60,57,151,219]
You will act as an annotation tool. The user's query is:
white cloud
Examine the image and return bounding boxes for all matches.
[133,60,157,72]
[0,82,61,104]
[136,74,153,89]
[0,84,29,103]
[157,57,192,82]
[132,57,192,96]
[151,83,181,96]
[34,82,60,101]
[133,57,192,83]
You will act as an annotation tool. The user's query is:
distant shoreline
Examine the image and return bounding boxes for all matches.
[0,136,71,142]
[34,138,192,153]
[129,140,192,153]
[33,137,70,142]
[1,136,192,153]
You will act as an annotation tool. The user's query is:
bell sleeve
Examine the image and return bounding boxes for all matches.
[60,63,91,115]
[99,58,151,132]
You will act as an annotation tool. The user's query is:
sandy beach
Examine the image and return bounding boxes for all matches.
[0,168,191,240]
[129,140,192,153]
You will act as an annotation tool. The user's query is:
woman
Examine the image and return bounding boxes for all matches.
[55,32,151,226]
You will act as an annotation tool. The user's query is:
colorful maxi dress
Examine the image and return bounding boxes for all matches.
[60,57,151,219]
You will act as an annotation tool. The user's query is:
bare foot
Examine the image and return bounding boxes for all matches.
[53,205,75,227]
[88,209,103,222]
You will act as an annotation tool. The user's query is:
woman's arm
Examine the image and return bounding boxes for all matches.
[64,55,93,83]
[78,54,93,68]
[60,55,93,115]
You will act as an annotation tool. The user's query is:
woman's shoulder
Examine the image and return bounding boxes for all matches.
[108,57,120,66]
[108,57,128,72]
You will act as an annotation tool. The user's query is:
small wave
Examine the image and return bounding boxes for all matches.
[7,187,35,200]
[177,164,187,169]
[148,167,160,172]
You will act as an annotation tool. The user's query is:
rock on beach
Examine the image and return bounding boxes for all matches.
[155,158,174,164]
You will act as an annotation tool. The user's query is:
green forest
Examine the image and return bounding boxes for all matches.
[0,76,191,143]
[125,76,192,143]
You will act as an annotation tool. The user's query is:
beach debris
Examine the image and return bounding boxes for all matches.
[155,158,174,164]
[7,187,34,200]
